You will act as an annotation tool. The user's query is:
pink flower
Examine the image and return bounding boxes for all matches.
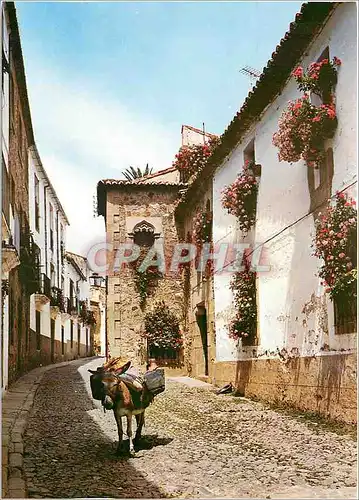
[292,66,304,78]
[338,253,345,258]
[333,56,342,66]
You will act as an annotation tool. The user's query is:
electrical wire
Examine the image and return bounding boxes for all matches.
[212,177,358,276]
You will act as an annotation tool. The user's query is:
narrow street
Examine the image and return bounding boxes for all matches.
[22,359,356,499]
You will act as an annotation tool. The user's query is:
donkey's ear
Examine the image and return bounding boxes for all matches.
[88,369,97,374]
[116,360,131,374]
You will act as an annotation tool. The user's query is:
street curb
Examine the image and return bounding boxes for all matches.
[1,357,98,499]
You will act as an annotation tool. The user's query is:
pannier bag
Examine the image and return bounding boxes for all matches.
[90,374,104,401]
[144,368,165,396]
[118,372,144,392]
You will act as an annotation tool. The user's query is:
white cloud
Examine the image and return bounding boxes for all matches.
[25,64,180,255]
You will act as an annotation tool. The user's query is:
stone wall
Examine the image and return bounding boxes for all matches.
[106,187,185,372]
[212,353,357,424]
[7,23,32,384]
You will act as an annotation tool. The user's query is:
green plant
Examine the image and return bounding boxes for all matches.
[130,248,162,308]
[143,301,183,350]
[228,265,257,344]
[221,160,258,233]
[123,163,153,181]
[272,95,337,168]
[19,232,41,295]
[173,137,220,182]
[313,191,357,301]
[292,57,341,101]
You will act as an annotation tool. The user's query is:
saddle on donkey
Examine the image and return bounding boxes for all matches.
[90,357,165,404]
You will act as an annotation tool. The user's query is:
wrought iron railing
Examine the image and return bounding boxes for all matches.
[38,274,51,298]
[50,287,66,312]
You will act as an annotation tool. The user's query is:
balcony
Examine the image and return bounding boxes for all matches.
[19,233,41,295]
[1,238,20,278]
[79,300,96,326]
[50,287,66,313]
[69,296,79,315]
[34,274,52,307]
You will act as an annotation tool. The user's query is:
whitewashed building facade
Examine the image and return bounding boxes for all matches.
[210,2,357,423]
[28,147,94,365]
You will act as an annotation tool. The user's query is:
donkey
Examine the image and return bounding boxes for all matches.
[88,361,154,455]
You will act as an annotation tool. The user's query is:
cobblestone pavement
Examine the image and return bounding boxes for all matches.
[23,358,357,499]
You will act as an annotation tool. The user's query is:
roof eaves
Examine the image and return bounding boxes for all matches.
[6,3,35,147]
[30,145,70,225]
[175,2,336,217]
[96,179,186,218]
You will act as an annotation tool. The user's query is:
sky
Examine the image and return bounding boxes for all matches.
[16,0,303,256]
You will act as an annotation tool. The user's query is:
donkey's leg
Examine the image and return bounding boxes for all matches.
[113,408,123,455]
[126,413,135,454]
[134,412,145,448]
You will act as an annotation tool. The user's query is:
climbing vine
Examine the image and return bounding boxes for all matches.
[130,248,162,308]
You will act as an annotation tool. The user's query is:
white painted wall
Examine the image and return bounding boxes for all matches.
[28,147,68,286]
[213,3,357,362]
[182,125,215,147]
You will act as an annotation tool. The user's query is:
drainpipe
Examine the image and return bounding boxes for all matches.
[105,276,108,360]
[44,185,48,277]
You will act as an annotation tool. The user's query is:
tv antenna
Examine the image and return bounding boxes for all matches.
[239,65,261,87]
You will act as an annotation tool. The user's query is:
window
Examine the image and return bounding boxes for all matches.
[61,326,65,355]
[244,138,261,177]
[49,204,54,251]
[36,310,41,350]
[244,138,255,164]
[311,46,330,106]
[34,174,40,231]
[9,293,14,345]
[308,148,334,214]
[60,224,64,265]
[132,220,155,247]
[2,156,10,226]
[77,324,81,355]
[50,263,55,288]
[69,279,74,300]
[70,320,73,348]
[334,236,357,335]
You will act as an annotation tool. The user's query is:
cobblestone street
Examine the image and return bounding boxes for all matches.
[22,359,357,499]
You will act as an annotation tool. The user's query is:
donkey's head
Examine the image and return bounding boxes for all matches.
[88,361,131,409]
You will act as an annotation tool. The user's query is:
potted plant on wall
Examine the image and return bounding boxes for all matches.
[273,56,342,168]
[313,191,357,306]
[221,160,259,233]
[142,301,183,364]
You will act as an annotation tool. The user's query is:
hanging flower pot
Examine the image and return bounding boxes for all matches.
[173,137,220,182]
[272,95,338,168]
[228,265,257,345]
[292,57,341,102]
[312,192,357,301]
[221,161,258,233]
